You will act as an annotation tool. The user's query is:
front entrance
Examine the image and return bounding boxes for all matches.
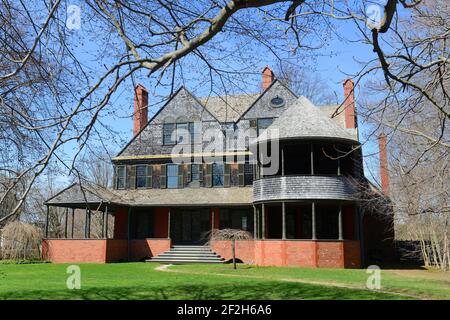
[170,209,211,245]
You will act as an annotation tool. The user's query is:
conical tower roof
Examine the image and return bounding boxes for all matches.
[256,96,358,144]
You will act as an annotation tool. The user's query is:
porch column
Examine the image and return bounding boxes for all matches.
[84,208,88,239]
[64,207,68,238]
[338,204,343,240]
[104,205,109,239]
[253,205,257,239]
[71,208,75,238]
[261,203,265,239]
[211,208,215,231]
[45,205,49,238]
[312,202,317,240]
[282,202,286,240]
[127,207,132,261]
[167,208,171,239]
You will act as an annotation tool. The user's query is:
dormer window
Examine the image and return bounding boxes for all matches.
[270,95,285,108]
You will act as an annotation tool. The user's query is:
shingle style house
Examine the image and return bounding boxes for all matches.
[42,67,393,268]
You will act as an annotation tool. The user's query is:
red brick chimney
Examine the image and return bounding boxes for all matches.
[262,66,274,91]
[378,133,390,195]
[343,79,357,129]
[133,84,148,136]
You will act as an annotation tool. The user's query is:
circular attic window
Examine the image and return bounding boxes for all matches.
[270,96,285,108]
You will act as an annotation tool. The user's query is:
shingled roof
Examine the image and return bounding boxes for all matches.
[257,96,359,144]
[115,187,253,206]
[44,182,121,209]
[199,93,259,122]
[45,182,253,208]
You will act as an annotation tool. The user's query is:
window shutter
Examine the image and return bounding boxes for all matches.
[255,163,260,180]
[204,164,212,187]
[112,166,117,189]
[125,165,131,189]
[224,163,231,187]
[238,163,245,186]
[129,165,136,189]
[199,164,204,182]
[186,164,192,182]
[177,164,184,188]
[146,165,153,189]
[160,164,167,189]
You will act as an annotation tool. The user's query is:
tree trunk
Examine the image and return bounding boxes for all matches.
[232,239,236,270]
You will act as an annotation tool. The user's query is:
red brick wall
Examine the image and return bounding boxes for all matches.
[42,239,107,263]
[212,240,358,268]
[211,240,255,264]
[130,239,171,261]
[105,240,128,263]
[317,241,345,268]
[344,240,361,268]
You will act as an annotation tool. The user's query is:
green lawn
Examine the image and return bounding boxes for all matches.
[0,262,448,300]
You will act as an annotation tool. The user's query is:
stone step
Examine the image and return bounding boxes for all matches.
[147,245,224,264]
[159,252,219,257]
[149,258,224,264]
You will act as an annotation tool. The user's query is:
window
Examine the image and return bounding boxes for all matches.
[136,165,147,188]
[164,122,197,145]
[191,164,200,181]
[313,144,338,175]
[212,163,224,187]
[222,122,236,149]
[163,123,176,145]
[257,118,274,135]
[316,204,339,239]
[270,96,285,108]
[284,143,312,175]
[130,209,154,239]
[116,165,125,189]
[167,164,178,188]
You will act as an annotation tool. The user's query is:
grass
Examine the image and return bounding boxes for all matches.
[0,262,447,300]
[173,264,450,300]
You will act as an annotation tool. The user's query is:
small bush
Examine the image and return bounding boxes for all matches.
[0,221,42,260]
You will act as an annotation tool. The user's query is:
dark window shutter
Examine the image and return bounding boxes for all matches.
[199,164,204,182]
[255,163,260,180]
[204,164,212,187]
[238,163,245,186]
[129,165,136,189]
[146,165,153,189]
[177,165,184,188]
[160,164,167,189]
[186,164,192,183]
[224,163,231,187]
[112,166,117,189]
[125,165,131,189]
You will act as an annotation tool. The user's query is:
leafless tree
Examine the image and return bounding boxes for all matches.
[0,0,448,231]
[207,228,252,269]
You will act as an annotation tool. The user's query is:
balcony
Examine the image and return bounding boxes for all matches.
[253,175,357,203]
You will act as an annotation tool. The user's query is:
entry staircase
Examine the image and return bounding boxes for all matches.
[147,245,225,264]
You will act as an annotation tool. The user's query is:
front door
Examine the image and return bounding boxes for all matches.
[171,209,211,245]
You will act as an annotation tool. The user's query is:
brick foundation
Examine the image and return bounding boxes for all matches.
[212,239,361,268]
[43,238,360,268]
[42,238,171,263]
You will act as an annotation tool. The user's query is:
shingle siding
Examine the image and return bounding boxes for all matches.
[253,175,357,202]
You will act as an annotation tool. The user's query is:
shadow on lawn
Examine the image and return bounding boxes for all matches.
[2,281,410,300]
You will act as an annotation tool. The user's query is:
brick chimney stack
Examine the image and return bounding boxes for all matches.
[343,79,357,129]
[262,66,274,91]
[133,84,148,136]
[378,133,390,195]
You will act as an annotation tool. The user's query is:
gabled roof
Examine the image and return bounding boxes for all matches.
[256,96,359,144]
